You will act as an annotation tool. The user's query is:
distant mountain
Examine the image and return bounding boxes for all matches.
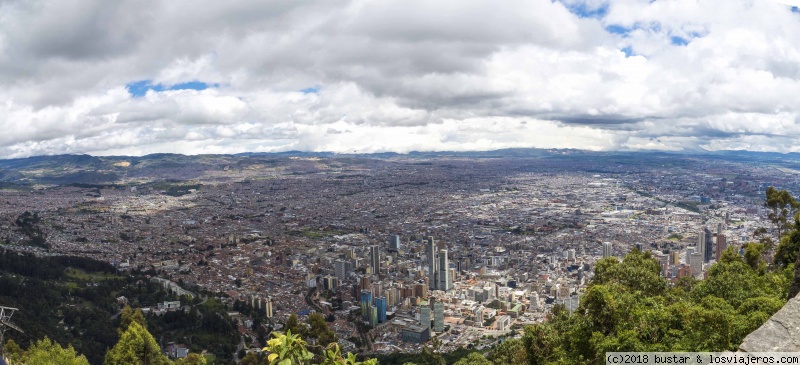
[0,148,798,186]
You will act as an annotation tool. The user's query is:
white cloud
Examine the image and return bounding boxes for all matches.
[0,0,797,157]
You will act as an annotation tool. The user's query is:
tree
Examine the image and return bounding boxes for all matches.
[4,338,22,364]
[20,337,90,365]
[743,243,766,273]
[285,313,304,338]
[260,330,379,365]
[105,321,171,365]
[119,305,148,335]
[522,323,563,365]
[240,352,263,365]
[452,352,492,365]
[488,338,527,365]
[765,187,799,241]
[175,353,207,365]
[306,313,337,348]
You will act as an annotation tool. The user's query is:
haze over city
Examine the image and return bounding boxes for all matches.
[1,0,800,157]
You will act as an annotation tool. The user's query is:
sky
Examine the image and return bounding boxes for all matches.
[0,0,799,157]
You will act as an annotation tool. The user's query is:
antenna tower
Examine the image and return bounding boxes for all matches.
[0,306,23,358]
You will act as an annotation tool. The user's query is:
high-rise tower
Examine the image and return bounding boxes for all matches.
[369,245,380,275]
[602,242,613,258]
[428,237,438,290]
[438,249,450,291]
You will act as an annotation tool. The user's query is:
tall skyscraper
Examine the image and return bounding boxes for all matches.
[369,305,378,328]
[704,228,713,263]
[265,297,274,318]
[388,234,401,252]
[420,305,431,329]
[433,301,444,332]
[428,238,438,290]
[602,242,613,258]
[369,245,380,275]
[670,250,680,265]
[375,296,387,323]
[361,290,372,321]
[716,234,727,261]
[438,249,450,291]
[334,259,352,282]
[698,229,706,259]
[690,252,703,276]
[529,292,539,311]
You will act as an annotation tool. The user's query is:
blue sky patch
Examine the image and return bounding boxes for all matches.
[792,6,799,13]
[559,1,609,19]
[126,80,217,97]
[670,36,689,46]
[605,24,632,35]
[621,46,635,57]
[300,87,320,94]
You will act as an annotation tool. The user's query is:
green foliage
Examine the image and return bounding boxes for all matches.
[765,187,799,241]
[452,352,492,365]
[175,353,207,365]
[261,330,377,365]
[19,336,90,365]
[285,313,304,338]
[119,305,148,334]
[487,338,526,365]
[776,224,800,268]
[306,313,337,348]
[743,243,767,273]
[104,321,171,365]
[522,244,790,365]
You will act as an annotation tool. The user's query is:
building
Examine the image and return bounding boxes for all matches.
[428,238,438,290]
[388,234,401,252]
[419,305,431,329]
[698,230,706,259]
[670,250,680,265]
[375,296,387,323]
[360,290,372,321]
[700,227,713,262]
[369,245,380,276]
[528,292,539,311]
[369,305,378,328]
[433,301,444,332]
[334,259,352,282]
[438,249,450,291]
[716,234,727,261]
[690,252,703,276]
[265,297,274,318]
[414,283,428,298]
[495,315,511,331]
[322,275,337,291]
[401,325,430,344]
[602,242,613,258]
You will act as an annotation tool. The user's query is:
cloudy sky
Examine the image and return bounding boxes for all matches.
[0,0,799,157]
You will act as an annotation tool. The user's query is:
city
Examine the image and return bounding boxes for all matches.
[0,150,793,359]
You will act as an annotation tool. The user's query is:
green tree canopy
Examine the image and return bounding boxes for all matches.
[452,352,492,365]
[20,337,90,365]
[284,313,304,338]
[105,321,171,365]
[765,187,799,241]
[119,305,148,335]
[306,313,337,348]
